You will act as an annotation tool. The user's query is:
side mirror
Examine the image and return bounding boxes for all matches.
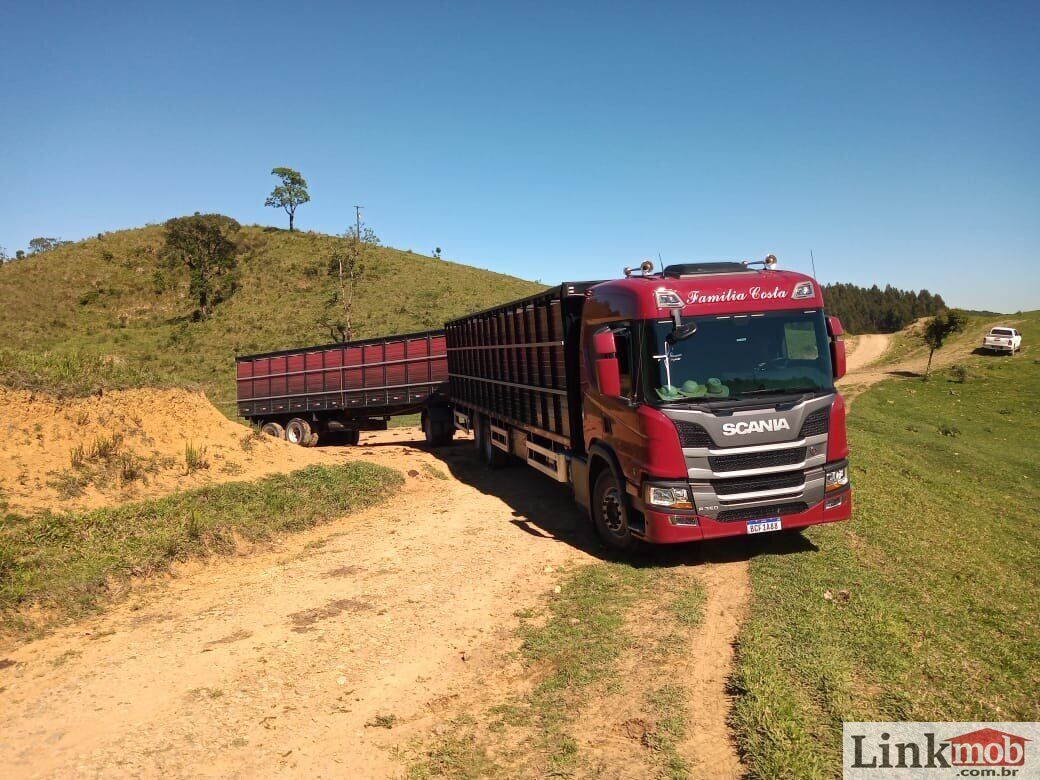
[667,322,698,344]
[592,329,622,398]
[827,316,846,380]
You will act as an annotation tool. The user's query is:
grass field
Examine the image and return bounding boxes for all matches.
[408,563,705,779]
[0,463,402,636]
[731,311,1040,778]
[0,225,543,411]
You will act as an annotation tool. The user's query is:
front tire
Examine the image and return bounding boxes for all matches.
[592,470,637,552]
[285,417,314,447]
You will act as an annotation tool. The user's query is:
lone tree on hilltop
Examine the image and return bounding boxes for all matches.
[265,167,310,231]
[921,310,967,377]
[28,237,64,254]
[162,214,241,320]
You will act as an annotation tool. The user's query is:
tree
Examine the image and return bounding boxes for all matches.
[28,237,63,254]
[323,239,365,343]
[921,310,967,377]
[162,214,241,319]
[264,167,310,231]
[0,246,8,263]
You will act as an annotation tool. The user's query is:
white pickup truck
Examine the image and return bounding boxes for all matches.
[982,326,1022,354]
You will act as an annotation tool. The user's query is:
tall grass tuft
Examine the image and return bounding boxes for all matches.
[184,442,209,473]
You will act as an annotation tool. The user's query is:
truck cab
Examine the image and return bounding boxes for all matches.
[578,261,852,549]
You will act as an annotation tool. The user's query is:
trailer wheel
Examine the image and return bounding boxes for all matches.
[260,421,285,439]
[344,429,361,446]
[285,418,314,446]
[592,470,637,552]
[474,415,508,469]
[422,412,455,447]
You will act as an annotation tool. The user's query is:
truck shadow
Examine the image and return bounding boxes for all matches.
[422,441,818,567]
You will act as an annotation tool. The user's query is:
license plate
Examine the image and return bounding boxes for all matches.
[747,518,782,534]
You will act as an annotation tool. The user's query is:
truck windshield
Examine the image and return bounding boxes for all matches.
[646,309,834,402]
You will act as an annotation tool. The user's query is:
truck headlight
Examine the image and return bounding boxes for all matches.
[825,464,848,492]
[645,484,693,510]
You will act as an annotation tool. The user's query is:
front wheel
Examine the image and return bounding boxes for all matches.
[592,470,637,552]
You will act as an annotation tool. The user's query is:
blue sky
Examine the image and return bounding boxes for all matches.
[2,1,1038,312]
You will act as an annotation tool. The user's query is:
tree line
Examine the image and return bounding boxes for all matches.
[822,282,947,333]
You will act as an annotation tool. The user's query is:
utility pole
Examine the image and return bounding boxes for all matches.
[354,205,363,241]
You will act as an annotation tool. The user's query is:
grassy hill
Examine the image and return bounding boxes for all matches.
[0,224,544,414]
[732,310,1040,777]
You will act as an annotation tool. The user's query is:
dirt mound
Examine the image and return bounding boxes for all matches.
[0,387,334,515]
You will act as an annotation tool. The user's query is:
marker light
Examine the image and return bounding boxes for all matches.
[655,289,684,309]
[792,281,815,300]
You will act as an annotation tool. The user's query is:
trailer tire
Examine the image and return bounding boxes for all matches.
[285,418,314,446]
[592,470,637,553]
[474,415,508,469]
[344,429,361,446]
[422,412,455,447]
[260,421,285,439]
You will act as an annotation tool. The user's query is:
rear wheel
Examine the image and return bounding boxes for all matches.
[343,429,361,446]
[285,418,314,446]
[260,421,285,439]
[474,414,508,469]
[592,469,637,552]
[422,411,455,447]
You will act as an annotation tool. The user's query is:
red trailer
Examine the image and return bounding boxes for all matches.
[235,329,452,446]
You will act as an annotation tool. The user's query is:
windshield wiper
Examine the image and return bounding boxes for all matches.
[736,387,819,398]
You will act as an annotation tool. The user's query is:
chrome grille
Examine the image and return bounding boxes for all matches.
[708,447,806,473]
[712,471,805,496]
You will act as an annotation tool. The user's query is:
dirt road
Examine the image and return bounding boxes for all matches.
[0,330,916,779]
[844,333,892,373]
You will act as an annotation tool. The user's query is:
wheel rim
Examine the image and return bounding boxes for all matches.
[287,425,300,443]
[600,486,625,535]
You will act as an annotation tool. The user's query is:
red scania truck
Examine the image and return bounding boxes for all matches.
[237,258,851,550]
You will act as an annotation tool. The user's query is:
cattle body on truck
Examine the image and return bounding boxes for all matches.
[443,260,852,550]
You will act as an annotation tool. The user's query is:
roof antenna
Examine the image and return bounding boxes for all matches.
[657,253,664,273]
[810,249,818,279]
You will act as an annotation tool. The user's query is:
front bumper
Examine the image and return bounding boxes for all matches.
[633,487,852,544]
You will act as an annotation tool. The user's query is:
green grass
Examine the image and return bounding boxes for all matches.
[0,463,402,633]
[408,563,705,778]
[731,311,1040,779]
[0,225,544,411]
[0,348,159,396]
